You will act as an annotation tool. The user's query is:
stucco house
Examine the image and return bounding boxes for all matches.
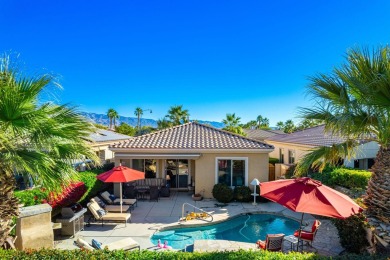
[265,125,379,177]
[88,129,133,164]
[109,122,274,198]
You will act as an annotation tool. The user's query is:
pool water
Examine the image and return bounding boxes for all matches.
[150,214,299,250]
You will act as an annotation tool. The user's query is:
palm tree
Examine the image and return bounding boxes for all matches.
[0,56,99,246]
[297,46,390,222]
[166,105,190,125]
[256,115,270,129]
[107,108,115,129]
[112,110,119,128]
[134,107,143,129]
[283,119,296,133]
[157,118,173,130]
[222,113,245,135]
[276,121,284,130]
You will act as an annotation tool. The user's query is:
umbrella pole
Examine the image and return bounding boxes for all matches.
[298,212,305,251]
[120,183,123,213]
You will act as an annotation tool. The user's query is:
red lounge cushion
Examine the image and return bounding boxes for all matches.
[294,230,314,241]
[312,220,320,232]
[256,240,266,249]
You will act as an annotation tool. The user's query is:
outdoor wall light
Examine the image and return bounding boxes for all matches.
[250,178,260,205]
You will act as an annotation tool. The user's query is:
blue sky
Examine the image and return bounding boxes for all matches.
[1,1,390,126]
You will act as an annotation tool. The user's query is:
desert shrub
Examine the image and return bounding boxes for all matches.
[234,186,252,202]
[212,183,233,203]
[312,168,371,189]
[333,213,369,253]
[269,157,280,165]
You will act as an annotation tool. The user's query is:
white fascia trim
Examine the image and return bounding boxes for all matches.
[109,148,274,154]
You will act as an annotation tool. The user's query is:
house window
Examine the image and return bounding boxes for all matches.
[279,148,285,163]
[288,150,295,164]
[216,158,248,187]
[132,159,157,178]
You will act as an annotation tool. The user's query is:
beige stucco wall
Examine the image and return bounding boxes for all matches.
[267,141,312,164]
[195,152,269,198]
[268,140,380,169]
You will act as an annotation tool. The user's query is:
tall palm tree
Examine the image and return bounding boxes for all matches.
[134,107,143,129]
[0,56,99,246]
[222,113,245,135]
[167,105,189,125]
[256,115,270,129]
[111,110,119,128]
[297,46,390,222]
[107,108,115,129]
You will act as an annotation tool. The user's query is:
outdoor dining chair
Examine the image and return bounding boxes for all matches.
[294,220,321,248]
[256,233,285,251]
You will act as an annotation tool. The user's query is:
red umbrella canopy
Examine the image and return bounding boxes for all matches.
[260,177,362,219]
[97,165,145,183]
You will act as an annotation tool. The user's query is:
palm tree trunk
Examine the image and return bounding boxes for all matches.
[365,146,390,223]
[0,170,19,247]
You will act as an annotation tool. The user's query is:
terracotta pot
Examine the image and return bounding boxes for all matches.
[192,194,202,201]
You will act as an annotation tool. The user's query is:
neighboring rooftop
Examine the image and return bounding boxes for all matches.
[243,128,284,141]
[110,122,273,150]
[265,125,349,147]
[89,129,132,143]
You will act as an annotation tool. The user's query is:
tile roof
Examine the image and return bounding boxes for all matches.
[243,129,283,140]
[266,125,348,147]
[110,122,273,150]
[89,129,132,143]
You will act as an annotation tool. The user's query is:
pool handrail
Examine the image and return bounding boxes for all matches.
[181,203,213,222]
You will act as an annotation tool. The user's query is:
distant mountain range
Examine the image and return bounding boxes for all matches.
[81,112,225,129]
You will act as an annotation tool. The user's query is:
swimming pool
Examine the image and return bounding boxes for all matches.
[150,213,299,250]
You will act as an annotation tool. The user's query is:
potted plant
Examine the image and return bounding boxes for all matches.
[192,193,202,201]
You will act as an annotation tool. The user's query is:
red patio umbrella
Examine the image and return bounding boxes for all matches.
[97,164,145,212]
[260,177,362,232]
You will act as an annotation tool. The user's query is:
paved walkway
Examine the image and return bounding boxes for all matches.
[55,191,344,256]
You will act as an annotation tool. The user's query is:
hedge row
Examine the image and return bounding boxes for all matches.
[311,167,371,189]
[14,182,86,209]
[76,169,106,205]
[14,169,108,208]
[0,249,384,260]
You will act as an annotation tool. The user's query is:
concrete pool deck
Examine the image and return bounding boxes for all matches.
[55,191,344,256]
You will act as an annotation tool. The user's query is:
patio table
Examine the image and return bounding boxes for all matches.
[137,188,148,200]
[284,235,298,251]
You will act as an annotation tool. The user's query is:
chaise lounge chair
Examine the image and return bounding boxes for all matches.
[93,196,132,212]
[256,233,285,251]
[75,237,140,251]
[101,191,137,208]
[87,199,131,226]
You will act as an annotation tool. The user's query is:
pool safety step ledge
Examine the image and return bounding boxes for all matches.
[181,203,213,222]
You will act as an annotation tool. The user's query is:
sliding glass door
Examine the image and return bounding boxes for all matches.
[165,159,189,189]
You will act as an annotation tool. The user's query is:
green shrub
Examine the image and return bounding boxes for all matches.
[14,188,49,207]
[76,169,106,205]
[285,164,296,178]
[312,167,371,189]
[212,183,233,203]
[269,157,280,165]
[0,248,383,259]
[0,248,322,260]
[234,186,252,202]
[102,162,115,171]
[333,213,369,253]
